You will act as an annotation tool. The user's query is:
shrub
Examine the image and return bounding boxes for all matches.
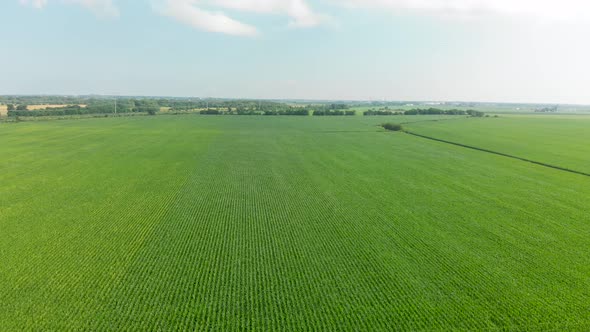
[466,110,485,117]
[200,109,221,115]
[382,123,403,131]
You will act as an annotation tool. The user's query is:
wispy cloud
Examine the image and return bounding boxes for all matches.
[337,0,590,21]
[154,0,258,37]
[210,0,325,28]
[153,0,327,37]
[26,0,587,37]
[19,0,119,17]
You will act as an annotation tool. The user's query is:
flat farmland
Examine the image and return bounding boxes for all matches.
[1,116,589,330]
[404,115,590,174]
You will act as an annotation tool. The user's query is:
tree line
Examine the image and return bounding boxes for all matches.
[7,102,159,117]
[197,109,310,116]
[364,108,485,117]
[5,97,489,119]
[3,97,361,118]
[313,110,355,116]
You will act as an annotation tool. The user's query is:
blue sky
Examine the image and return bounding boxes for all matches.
[2,0,590,104]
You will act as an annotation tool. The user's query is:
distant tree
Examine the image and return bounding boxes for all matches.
[466,109,485,117]
[381,123,403,131]
[16,105,28,111]
[7,104,15,111]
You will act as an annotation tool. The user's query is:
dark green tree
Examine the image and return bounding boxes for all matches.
[382,123,403,131]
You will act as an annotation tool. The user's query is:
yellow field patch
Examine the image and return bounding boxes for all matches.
[0,104,87,116]
[28,104,87,110]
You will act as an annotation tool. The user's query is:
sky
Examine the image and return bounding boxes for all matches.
[2,0,590,104]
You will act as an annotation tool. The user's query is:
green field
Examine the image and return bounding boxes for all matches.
[1,115,590,330]
[405,115,590,174]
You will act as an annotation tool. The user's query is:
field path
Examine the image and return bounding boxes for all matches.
[404,130,590,178]
[403,116,590,174]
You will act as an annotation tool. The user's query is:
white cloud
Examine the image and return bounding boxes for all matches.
[19,0,119,17]
[209,0,325,28]
[155,0,258,37]
[337,0,590,21]
[154,0,327,37]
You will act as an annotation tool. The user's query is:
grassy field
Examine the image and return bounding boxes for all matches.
[405,115,590,174]
[1,115,589,330]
